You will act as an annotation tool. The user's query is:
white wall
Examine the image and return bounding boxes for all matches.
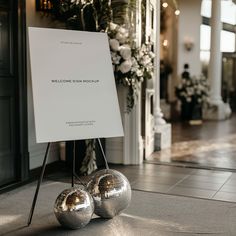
[26,0,65,169]
[177,0,202,77]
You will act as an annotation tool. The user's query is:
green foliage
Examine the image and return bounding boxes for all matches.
[51,0,112,31]
[50,0,149,112]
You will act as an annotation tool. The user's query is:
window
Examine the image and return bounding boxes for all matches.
[201,0,236,25]
[221,30,235,52]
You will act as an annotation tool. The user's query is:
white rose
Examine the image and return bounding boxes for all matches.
[116,32,126,44]
[119,60,132,73]
[136,69,143,77]
[109,22,118,31]
[119,45,131,60]
[109,39,120,51]
[118,27,127,35]
[149,51,155,58]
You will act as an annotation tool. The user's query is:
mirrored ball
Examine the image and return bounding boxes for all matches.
[54,187,94,229]
[87,169,132,218]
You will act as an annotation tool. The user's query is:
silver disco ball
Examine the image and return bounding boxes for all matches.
[87,169,132,219]
[54,187,94,229]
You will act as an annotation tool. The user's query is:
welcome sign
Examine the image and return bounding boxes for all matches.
[28,27,123,143]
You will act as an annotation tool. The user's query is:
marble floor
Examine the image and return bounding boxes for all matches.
[147,114,236,170]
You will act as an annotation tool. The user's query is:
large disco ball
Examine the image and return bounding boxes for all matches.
[87,169,131,219]
[54,187,94,229]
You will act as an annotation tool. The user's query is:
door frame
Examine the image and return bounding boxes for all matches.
[0,0,28,192]
[17,0,29,182]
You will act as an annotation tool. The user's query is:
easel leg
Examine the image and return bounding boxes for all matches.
[27,142,51,226]
[97,139,109,169]
[72,140,76,187]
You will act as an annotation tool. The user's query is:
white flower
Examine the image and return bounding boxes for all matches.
[136,69,143,77]
[187,87,194,95]
[71,0,80,4]
[119,60,132,73]
[119,45,131,60]
[109,22,118,31]
[118,27,127,34]
[196,89,201,95]
[131,58,139,72]
[116,32,126,44]
[109,39,120,51]
[111,52,121,64]
[141,55,151,66]
[186,97,192,102]
[149,51,155,58]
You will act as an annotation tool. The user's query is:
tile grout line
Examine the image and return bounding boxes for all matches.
[211,172,233,199]
[166,170,195,193]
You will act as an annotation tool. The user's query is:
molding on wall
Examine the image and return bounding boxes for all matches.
[29,142,60,169]
[106,86,142,165]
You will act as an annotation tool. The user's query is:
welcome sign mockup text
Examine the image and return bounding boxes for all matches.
[28,27,123,143]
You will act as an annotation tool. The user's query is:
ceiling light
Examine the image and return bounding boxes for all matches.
[175,9,180,16]
[162,2,168,8]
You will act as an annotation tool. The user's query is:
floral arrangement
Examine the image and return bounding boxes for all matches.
[175,75,210,105]
[108,22,155,111]
[49,1,154,174]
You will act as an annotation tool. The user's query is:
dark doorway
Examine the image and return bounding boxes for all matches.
[0,0,28,189]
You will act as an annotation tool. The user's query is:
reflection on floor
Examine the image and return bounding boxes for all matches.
[147,114,236,170]
[1,178,236,236]
[115,164,236,202]
[46,163,236,203]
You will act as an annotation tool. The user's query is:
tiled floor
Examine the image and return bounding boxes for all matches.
[46,115,236,204]
[147,114,236,170]
[113,163,236,202]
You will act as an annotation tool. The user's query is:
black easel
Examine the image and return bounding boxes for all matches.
[27,138,108,226]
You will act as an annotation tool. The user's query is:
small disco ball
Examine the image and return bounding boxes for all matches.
[54,187,94,229]
[87,169,131,219]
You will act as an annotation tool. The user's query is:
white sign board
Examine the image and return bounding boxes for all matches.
[28,27,123,143]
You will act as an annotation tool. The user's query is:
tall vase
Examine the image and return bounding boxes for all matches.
[181,101,193,121]
[191,103,202,120]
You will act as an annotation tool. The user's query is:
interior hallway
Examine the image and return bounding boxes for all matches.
[147,114,236,170]
[1,164,236,236]
[1,115,236,235]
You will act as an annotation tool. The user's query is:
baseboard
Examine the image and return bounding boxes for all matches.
[29,160,66,179]
[0,161,67,194]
